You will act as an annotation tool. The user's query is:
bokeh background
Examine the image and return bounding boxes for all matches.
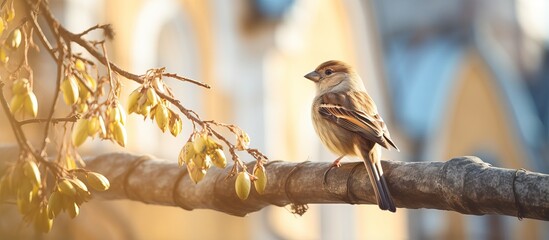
[1,0,549,239]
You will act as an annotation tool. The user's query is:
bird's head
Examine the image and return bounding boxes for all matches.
[304,60,361,94]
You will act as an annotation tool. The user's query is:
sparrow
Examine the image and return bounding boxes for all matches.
[305,60,398,212]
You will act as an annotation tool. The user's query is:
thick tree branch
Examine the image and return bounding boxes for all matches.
[1,145,547,220]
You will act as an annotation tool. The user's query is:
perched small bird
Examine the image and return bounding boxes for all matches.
[305,60,399,212]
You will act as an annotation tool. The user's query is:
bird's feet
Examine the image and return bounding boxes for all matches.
[323,156,344,184]
[331,157,342,168]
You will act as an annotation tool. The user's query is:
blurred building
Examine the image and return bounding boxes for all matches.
[1,0,548,239]
[375,0,549,239]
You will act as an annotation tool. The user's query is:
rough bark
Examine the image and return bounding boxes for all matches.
[1,145,548,220]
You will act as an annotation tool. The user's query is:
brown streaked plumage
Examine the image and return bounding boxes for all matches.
[305,60,398,212]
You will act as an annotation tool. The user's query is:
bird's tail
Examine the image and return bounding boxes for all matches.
[357,145,396,212]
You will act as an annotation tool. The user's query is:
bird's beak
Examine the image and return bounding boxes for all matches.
[304,71,321,82]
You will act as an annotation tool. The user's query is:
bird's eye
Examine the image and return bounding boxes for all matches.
[325,69,333,75]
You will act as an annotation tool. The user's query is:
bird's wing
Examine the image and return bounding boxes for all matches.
[319,92,399,150]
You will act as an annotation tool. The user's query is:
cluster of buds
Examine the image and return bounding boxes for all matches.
[46,171,109,233]
[0,155,110,234]
[127,78,182,136]
[0,158,42,232]
[105,102,128,147]
[177,131,267,200]
[178,132,227,184]
[72,101,127,148]
[9,78,38,118]
[61,59,98,113]
[0,1,17,64]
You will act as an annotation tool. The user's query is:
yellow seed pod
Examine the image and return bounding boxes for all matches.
[65,154,77,170]
[186,161,205,184]
[65,200,79,219]
[9,28,21,49]
[84,73,97,92]
[61,76,79,105]
[106,122,114,139]
[68,178,89,193]
[72,119,89,147]
[23,160,41,187]
[74,188,92,205]
[0,19,5,36]
[136,105,151,117]
[0,46,8,64]
[86,172,110,191]
[149,105,157,120]
[76,101,88,113]
[145,87,159,107]
[195,153,212,170]
[137,89,148,105]
[127,88,141,114]
[57,179,76,196]
[77,80,90,100]
[5,169,16,194]
[75,59,86,72]
[111,121,127,147]
[47,191,63,219]
[12,78,30,95]
[193,133,208,153]
[116,103,127,125]
[9,94,25,114]
[87,115,100,137]
[1,171,15,197]
[16,188,32,214]
[98,115,107,138]
[169,112,182,137]
[178,141,195,167]
[210,149,227,169]
[205,137,222,154]
[71,180,91,205]
[108,105,120,123]
[73,191,85,205]
[235,171,251,200]
[155,103,169,132]
[253,165,267,194]
[77,74,96,100]
[34,206,53,233]
[5,2,15,22]
[23,91,38,118]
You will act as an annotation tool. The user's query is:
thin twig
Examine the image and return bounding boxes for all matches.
[101,42,116,98]
[39,10,65,156]
[162,73,210,89]
[27,7,57,60]
[18,115,79,125]
[76,24,109,37]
